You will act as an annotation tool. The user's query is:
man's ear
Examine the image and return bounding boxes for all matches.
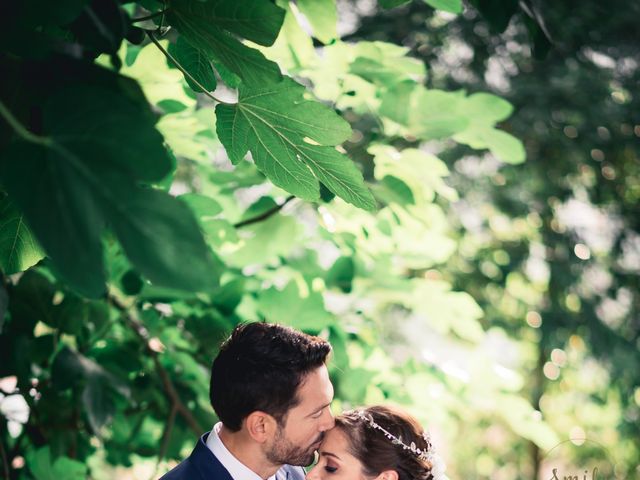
[244,411,278,443]
[373,470,399,480]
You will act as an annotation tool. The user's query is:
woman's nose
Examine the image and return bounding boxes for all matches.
[306,464,320,480]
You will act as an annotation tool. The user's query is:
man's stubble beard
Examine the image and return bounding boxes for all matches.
[265,425,324,467]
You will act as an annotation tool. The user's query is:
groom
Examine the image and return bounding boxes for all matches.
[161,322,335,480]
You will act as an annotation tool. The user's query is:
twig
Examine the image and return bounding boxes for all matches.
[146,32,231,105]
[0,429,9,480]
[109,295,203,436]
[131,10,167,23]
[233,195,296,228]
[159,404,177,461]
[149,404,177,480]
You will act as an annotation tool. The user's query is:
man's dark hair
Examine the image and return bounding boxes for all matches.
[210,322,331,432]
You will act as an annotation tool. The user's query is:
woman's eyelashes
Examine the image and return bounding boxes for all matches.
[324,465,338,474]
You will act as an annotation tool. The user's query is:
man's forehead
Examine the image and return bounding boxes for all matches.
[297,365,333,403]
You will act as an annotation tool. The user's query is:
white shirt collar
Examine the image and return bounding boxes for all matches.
[206,422,279,480]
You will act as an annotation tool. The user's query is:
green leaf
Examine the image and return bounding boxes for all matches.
[378,80,416,125]
[168,0,284,86]
[296,0,338,44]
[0,142,107,297]
[381,84,472,139]
[379,0,411,8]
[257,281,335,331]
[454,126,526,164]
[350,42,426,87]
[0,196,45,274]
[32,0,90,27]
[83,374,115,435]
[483,128,526,164]
[326,256,355,292]
[464,92,514,123]
[239,196,278,221]
[0,81,219,296]
[172,0,285,46]
[216,77,375,210]
[52,346,130,434]
[110,188,222,292]
[409,89,469,139]
[211,277,245,314]
[202,219,239,248]
[424,0,463,14]
[401,279,484,342]
[179,193,228,251]
[350,57,402,86]
[373,175,416,206]
[119,40,196,108]
[27,446,87,480]
[264,0,317,71]
[157,111,216,163]
[68,1,129,56]
[225,214,302,267]
[45,86,173,183]
[168,37,217,92]
[496,394,559,449]
[338,367,376,402]
[370,146,457,203]
[6,270,56,334]
[179,193,223,219]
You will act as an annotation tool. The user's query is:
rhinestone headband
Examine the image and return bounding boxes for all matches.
[354,410,433,462]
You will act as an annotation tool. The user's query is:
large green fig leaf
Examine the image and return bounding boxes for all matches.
[216,77,375,210]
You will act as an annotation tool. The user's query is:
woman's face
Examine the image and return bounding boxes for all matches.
[305,428,369,480]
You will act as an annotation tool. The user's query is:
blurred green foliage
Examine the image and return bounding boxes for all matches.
[0,1,637,480]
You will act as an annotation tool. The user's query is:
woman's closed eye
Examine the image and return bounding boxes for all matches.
[324,466,338,474]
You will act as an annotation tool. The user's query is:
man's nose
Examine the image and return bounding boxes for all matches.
[319,408,335,431]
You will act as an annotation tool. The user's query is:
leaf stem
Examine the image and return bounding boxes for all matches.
[131,9,168,23]
[233,195,296,228]
[146,32,232,105]
[0,100,53,147]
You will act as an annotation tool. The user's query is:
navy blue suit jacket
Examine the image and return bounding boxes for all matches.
[160,432,306,480]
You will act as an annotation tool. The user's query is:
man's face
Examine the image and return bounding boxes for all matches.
[265,364,335,467]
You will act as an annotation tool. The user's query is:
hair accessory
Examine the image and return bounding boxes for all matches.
[353,410,449,480]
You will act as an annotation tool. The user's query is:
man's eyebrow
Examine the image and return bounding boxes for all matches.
[308,401,332,415]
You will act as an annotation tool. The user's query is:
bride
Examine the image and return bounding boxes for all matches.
[306,405,448,480]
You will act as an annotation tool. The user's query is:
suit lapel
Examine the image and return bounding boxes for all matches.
[190,433,235,480]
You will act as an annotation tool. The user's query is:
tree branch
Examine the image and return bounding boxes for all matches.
[159,404,177,461]
[0,431,9,480]
[109,294,203,436]
[150,404,177,480]
[233,195,296,228]
[146,32,232,105]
